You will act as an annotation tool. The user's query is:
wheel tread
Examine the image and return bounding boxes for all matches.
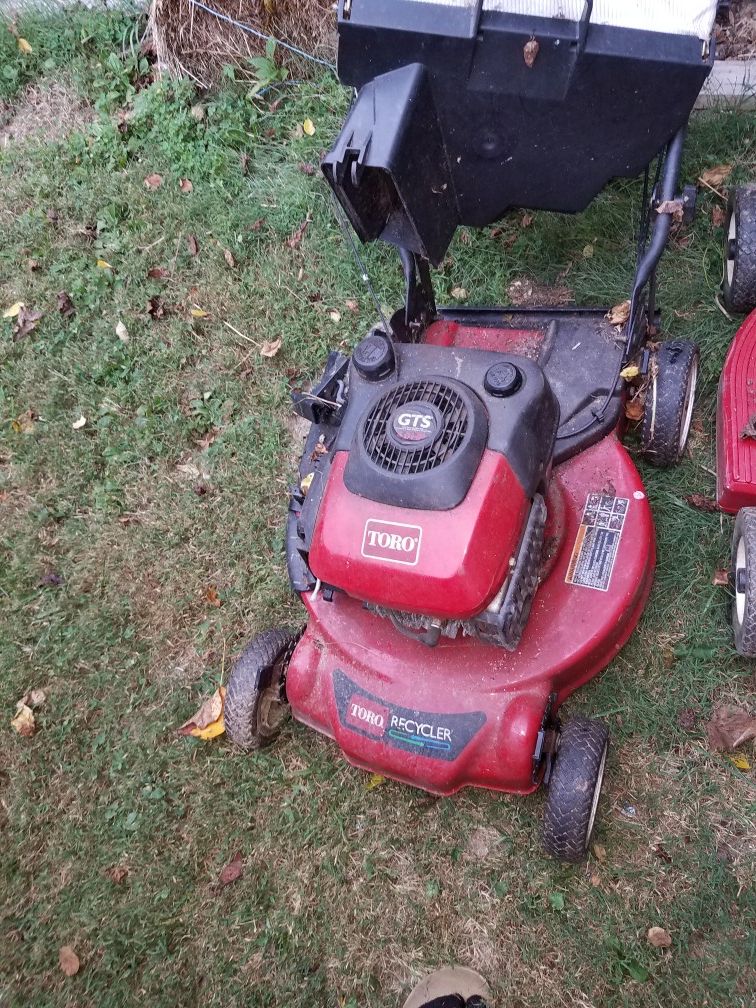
[724,185,756,314]
[225,627,299,751]
[641,339,698,468]
[542,716,609,863]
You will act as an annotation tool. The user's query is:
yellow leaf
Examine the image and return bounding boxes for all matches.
[96,259,112,270]
[179,686,226,740]
[365,773,386,790]
[303,118,316,137]
[620,365,640,381]
[17,38,33,54]
[11,703,35,737]
[3,301,24,319]
[72,415,87,430]
[190,307,208,319]
[727,753,751,771]
[300,472,314,494]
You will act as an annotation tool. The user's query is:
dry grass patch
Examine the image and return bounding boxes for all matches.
[0,78,93,148]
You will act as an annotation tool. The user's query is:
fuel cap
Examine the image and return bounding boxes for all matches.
[484,361,522,397]
[353,331,395,381]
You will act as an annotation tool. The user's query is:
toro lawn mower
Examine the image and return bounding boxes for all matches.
[716,184,756,654]
[225,1,720,861]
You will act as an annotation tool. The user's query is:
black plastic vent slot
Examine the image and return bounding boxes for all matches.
[363,381,468,475]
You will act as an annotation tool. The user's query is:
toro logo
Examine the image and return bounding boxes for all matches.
[362,519,422,566]
[345,694,388,738]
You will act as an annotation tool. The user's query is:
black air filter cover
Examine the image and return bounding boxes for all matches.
[345,376,487,510]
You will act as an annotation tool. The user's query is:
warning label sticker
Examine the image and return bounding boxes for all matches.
[565,493,629,592]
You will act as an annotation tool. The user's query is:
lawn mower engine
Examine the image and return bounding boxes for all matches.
[296,332,558,652]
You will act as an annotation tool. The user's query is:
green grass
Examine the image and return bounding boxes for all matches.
[1,10,755,1008]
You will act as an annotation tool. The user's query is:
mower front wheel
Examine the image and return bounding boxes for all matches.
[722,185,756,314]
[641,339,699,468]
[224,627,301,751]
[731,508,756,657]
[542,716,609,863]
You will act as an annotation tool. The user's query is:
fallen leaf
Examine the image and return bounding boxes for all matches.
[178,685,226,740]
[115,321,129,343]
[286,215,311,250]
[179,178,193,194]
[72,416,87,431]
[705,704,756,751]
[592,843,607,863]
[11,703,35,737]
[685,494,718,513]
[625,397,644,422]
[105,865,129,884]
[56,291,76,319]
[190,307,209,319]
[712,569,730,587]
[194,428,219,451]
[523,37,540,67]
[147,296,165,319]
[329,309,341,323]
[260,337,282,358]
[653,842,673,863]
[676,707,698,731]
[147,266,170,280]
[582,244,594,259]
[12,409,37,434]
[218,850,244,886]
[607,300,631,326]
[22,688,47,708]
[620,365,640,381]
[204,585,222,607]
[656,199,685,222]
[144,173,163,190]
[300,472,314,494]
[647,927,672,949]
[699,164,732,189]
[365,773,385,791]
[451,286,468,300]
[13,306,43,341]
[712,205,726,228]
[299,162,316,176]
[17,37,33,54]
[302,117,316,136]
[58,946,80,977]
[96,259,112,270]
[3,301,24,319]
[727,752,751,771]
[186,234,199,257]
[27,259,39,271]
[741,415,756,440]
[345,299,359,313]
[521,213,533,228]
[223,248,236,269]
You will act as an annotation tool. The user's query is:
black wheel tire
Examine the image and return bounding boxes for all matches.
[731,508,756,657]
[641,339,699,468]
[722,185,756,315]
[542,716,609,863]
[224,627,301,751]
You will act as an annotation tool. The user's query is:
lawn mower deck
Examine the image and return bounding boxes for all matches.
[285,313,655,796]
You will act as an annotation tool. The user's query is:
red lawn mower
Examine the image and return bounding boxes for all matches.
[717,185,756,654]
[225,1,721,861]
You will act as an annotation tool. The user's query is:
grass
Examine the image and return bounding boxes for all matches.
[1,9,755,1008]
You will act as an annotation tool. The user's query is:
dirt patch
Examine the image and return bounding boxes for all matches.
[0,79,94,148]
[507,276,573,308]
[716,1,756,60]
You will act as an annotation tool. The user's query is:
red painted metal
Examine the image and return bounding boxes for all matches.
[308,450,529,620]
[717,310,756,513]
[286,434,655,796]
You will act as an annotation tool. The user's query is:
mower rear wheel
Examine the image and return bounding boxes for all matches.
[641,339,699,468]
[731,508,756,657]
[224,627,301,751]
[542,716,609,863]
[722,185,756,314]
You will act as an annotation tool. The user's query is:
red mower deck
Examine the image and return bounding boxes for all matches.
[717,309,756,513]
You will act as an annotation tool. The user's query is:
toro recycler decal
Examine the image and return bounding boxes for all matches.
[333,669,485,762]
